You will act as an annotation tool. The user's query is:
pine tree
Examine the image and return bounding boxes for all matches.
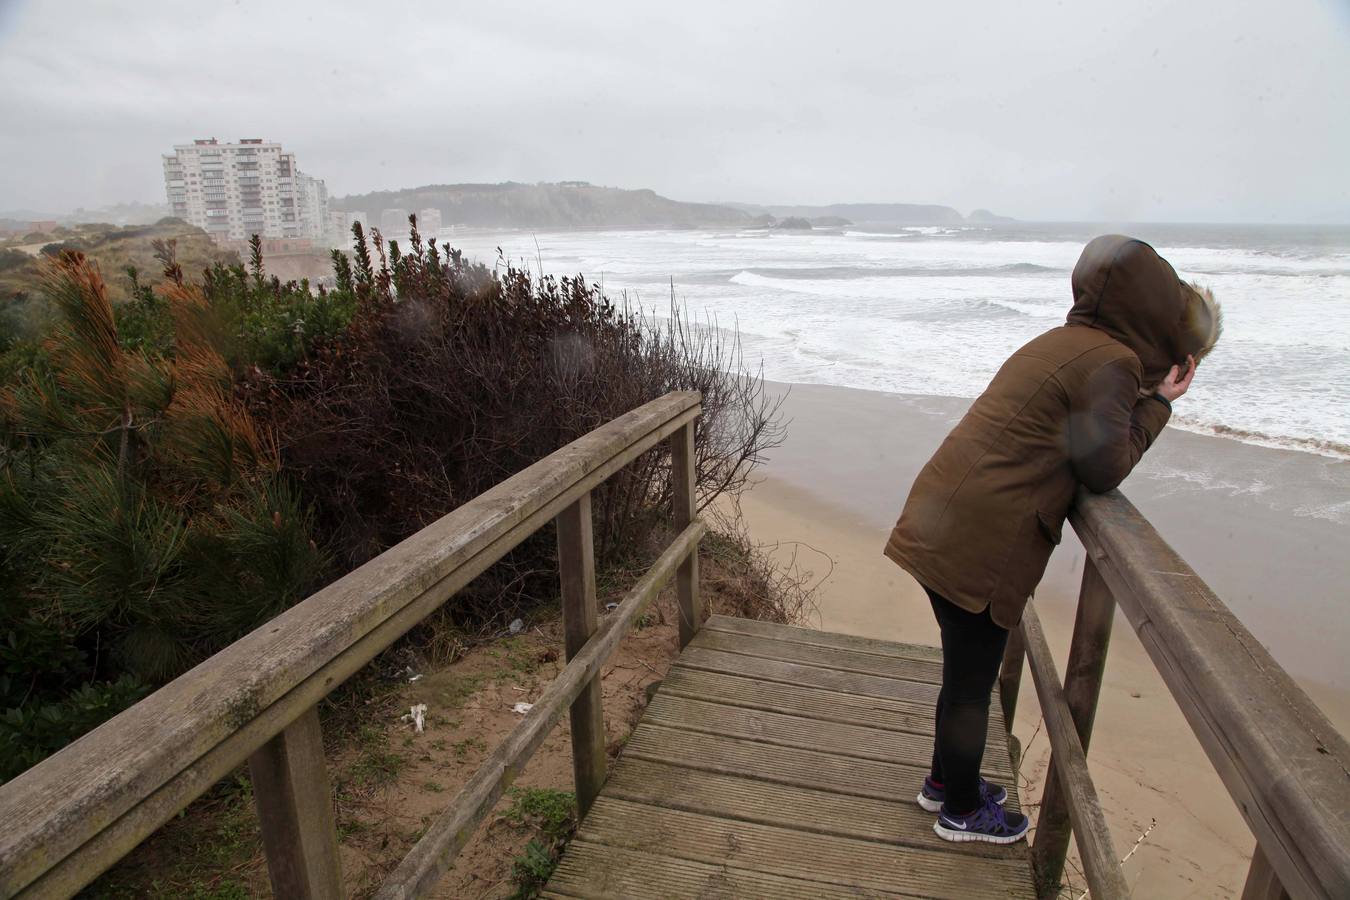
[0,251,324,781]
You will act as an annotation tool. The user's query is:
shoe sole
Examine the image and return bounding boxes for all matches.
[915,791,1007,813]
[933,821,1028,844]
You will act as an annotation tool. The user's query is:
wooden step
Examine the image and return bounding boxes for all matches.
[623,722,1015,797]
[546,619,1034,899]
[549,840,924,899]
[658,665,1006,735]
[689,627,945,685]
[575,798,1036,900]
[604,756,1023,855]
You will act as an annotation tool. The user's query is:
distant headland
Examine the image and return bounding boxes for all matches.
[329,182,1013,231]
[3,183,1014,236]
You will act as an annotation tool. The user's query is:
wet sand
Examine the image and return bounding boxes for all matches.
[738,381,1350,897]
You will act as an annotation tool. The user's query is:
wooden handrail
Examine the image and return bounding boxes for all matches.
[1003,487,1350,900]
[1020,600,1130,899]
[375,520,707,899]
[0,391,703,899]
[1028,557,1117,893]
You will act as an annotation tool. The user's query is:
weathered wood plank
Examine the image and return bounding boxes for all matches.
[703,614,943,662]
[550,839,926,899]
[670,420,700,648]
[1020,601,1129,899]
[557,494,606,817]
[246,707,343,900]
[1072,488,1350,899]
[372,520,706,900]
[574,798,1036,900]
[546,621,1034,899]
[1242,844,1292,900]
[643,692,938,766]
[689,629,944,685]
[999,625,1026,732]
[604,756,1022,859]
[657,666,1007,736]
[623,722,1015,799]
[0,392,702,899]
[673,647,941,705]
[1032,559,1117,894]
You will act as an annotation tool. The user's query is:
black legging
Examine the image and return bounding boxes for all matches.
[927,587,1010,815]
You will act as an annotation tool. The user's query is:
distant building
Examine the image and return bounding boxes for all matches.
[380,208,409,234]
[162,138,330,243]
[416,207,443,234]
[297,172,329,242]
[326,209,347,241]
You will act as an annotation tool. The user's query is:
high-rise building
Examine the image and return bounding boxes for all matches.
[296,172,329,242]
[162,138,330,243]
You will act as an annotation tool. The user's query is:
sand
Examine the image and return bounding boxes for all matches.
[738,381,1350,898]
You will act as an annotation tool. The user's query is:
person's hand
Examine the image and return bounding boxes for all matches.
[1158,354,1197,402]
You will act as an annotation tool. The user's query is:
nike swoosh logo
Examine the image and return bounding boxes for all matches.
[946,819,968,830]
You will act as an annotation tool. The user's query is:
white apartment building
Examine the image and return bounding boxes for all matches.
[162,138,330,243]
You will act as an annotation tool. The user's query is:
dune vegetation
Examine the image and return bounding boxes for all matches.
[0,216,786,784]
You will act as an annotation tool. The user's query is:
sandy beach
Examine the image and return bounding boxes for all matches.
[738,381,1350,898]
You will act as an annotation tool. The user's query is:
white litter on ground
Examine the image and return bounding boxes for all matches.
[402,703,427,733]
[512,702,534,715]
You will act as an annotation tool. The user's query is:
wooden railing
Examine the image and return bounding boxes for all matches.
[1000,487,1350,899]
[0,391,705,900]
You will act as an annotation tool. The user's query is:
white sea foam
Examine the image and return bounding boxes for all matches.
[446,224,1350,462]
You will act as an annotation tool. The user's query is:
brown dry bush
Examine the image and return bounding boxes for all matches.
[248,218,786,632]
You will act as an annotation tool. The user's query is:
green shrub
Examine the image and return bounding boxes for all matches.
[253,217,784,629]
[504,787,576,842]
[510,839,559,899]
[0,250,325,782]
[0,675,150,780]
[196,236,356,371]
[0,217,784,786]
[506,787,577,898]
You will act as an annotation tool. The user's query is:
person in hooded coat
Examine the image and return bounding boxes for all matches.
[886,234,1222,844]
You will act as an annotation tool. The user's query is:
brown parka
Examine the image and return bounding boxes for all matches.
[884,235,1220,628]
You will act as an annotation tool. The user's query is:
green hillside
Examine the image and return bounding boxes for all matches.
[333,181,753,229]
[0,218,237,303]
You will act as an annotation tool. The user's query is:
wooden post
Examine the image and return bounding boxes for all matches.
[999,624,1027,775]
[557,493,606,816]
[1032,558,1117,896]
[999,624,1026,732]
[1241,844,1292,900]
[247,706,343,900]
[670,419,701,648]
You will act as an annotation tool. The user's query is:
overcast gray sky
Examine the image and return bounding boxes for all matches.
[1,0,1347,222]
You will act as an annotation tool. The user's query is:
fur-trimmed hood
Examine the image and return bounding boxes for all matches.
[1066,235,1222,387]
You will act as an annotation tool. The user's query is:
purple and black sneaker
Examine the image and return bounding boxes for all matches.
[916,775,1008,813]
[933,795,1029,844]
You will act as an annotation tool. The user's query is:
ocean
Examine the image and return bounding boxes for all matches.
[440,222,1350,462]
[434,222,1350,687]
